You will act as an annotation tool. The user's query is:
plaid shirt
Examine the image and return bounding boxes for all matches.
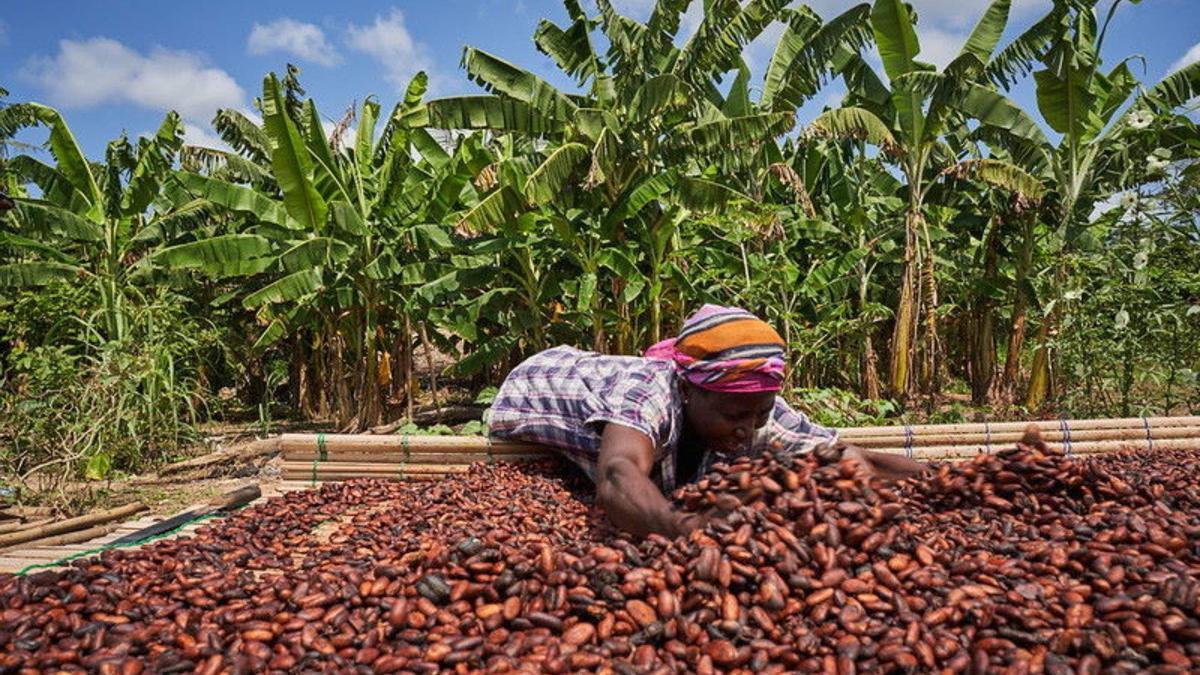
[486,346,837,493]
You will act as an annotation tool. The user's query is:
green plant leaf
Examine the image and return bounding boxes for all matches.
[462,47,578,119]
[212,108,271,164]
[941,159,1046,200]
[13,200,103,242]
[524,143,590,205]
[262,73,328,231]
[406,96,565,135]
[153,234,275,276]
[674,176,753,212]
[870,0,919,82]
[173,171,294,227]
[958,0,1011,65]
[278,237,353,272]
[22,103,103,211]
[956,84,1050,147]
[762,5,871,112]
[808,107,900,155]
[243,267,324,307]
[0,262,87,287]
[457,186,527,235]
[124,111,184,216]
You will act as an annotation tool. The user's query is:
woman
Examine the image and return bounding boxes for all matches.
[487,305,925,538]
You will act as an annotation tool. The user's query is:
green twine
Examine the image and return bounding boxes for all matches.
[15,511,228,577]
[485,433,494,465]
[310,432,328,487]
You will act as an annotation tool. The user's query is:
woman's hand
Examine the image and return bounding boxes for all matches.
[671,494,743,536]
[841,444,928,480]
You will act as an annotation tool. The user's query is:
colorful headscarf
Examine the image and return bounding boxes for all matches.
[645,304,786,393]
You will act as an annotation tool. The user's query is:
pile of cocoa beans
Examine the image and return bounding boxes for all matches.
[3,441,1200,674]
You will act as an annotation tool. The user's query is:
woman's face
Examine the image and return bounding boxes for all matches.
[681,383,776,454]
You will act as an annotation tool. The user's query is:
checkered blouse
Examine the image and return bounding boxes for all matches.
[486,346,837,493]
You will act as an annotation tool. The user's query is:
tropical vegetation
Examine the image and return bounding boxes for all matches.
[1,0,1198,486]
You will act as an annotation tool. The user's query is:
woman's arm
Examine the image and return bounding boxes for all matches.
[842,445,928,479]
[595,423,699,538]
[765,398,926,479]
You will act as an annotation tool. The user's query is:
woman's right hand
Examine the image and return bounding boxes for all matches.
[670,494,743,536]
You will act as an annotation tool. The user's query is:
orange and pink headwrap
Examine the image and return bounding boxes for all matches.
[645,305,787,393]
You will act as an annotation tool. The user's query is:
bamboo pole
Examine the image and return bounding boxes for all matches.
[848,425,1200,448]
[279,433,543,454]
[838,416,1200,438]
[862,436,1199,459]
[284,451,551,464]
[14,525,115,550]
[281,472,448,482]
[0,518,54,535]
[280,462,471,475]
[0,502,146,550]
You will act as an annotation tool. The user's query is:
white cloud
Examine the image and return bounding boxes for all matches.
[608,0,656,21]
[182,123,232,151]
[346,9,437,92]
[916,26,965,68]
[806,0,1042,28]
[248,18,340,67]
[23,38,244,123]
[1169,42,1200,74]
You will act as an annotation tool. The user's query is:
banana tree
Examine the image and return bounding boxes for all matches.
[977,0,1200,409]
[809,0,1048,401]
[0,106,207,342]
[401,0,868,351]
[156,71,471,429]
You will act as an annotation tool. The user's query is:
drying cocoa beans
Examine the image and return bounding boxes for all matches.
[3,443,1200,673]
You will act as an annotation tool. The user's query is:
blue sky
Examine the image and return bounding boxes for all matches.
[2,0,1198,159]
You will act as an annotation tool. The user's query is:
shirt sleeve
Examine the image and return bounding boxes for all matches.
[583,372,673,452]
[754,397,838,454]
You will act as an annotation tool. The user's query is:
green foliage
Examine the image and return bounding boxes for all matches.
[789,387,899,427]
[0,288,215,488]
[0,0,1199,500]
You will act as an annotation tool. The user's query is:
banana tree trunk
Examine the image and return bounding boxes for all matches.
[356,284,382,431]
[918,249,942,397]
[332,332,352,426]
[1000,219,1034,401]
[887,211,921,401]
[1024,263,1066,411]
[404,312,415,421]
[863,335,882,401]
[855,258,881,400]
[389,330,409,414]
[591,308,607,353]
[1024,318,1053,410]
[293,335,315,419]
[970,221,1000,404]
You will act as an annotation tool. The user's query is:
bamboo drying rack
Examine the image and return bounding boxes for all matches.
[279,415,1200,483]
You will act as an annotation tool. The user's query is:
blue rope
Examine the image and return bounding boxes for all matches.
[1142,416,1153,452]
[1059,417,1073,457]
[984,420,992,454]
[903,424,914,459]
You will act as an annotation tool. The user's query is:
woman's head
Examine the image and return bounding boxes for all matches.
[680,383,776,454]
[646,304,787,450]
